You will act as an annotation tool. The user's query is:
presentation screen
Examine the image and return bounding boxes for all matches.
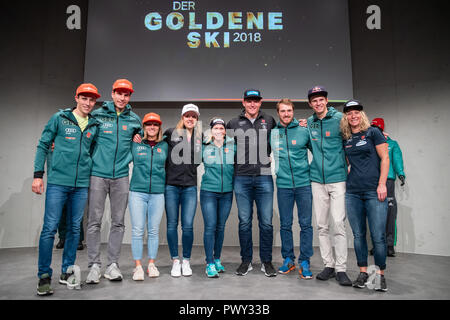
[84,0,353,102]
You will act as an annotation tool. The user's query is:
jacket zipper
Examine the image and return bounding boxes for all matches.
[285,127,295,188]
[320,120,325,184]
[149,145,154,193]
[113,116,119,178]
[219,146,224,193]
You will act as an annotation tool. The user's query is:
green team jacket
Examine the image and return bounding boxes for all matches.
[33,108,100,187]
[200,137,235,193]
[129,140,168,194]
[270,118,311,188]
[90,101,142,179]
[387,136,405,180]
[307,106,347,184]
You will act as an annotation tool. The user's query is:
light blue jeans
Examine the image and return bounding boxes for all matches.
[128,191,165,261]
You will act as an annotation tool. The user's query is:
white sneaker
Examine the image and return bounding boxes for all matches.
[86,263,101,284]
[147,263,160,278]
[182,259,192,277]
[132,266,145,281]
[104,263,123,281]
[171,259,182,277]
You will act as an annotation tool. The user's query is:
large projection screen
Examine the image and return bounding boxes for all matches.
[85,0,353,102]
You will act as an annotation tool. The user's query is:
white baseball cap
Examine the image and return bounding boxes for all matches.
[181,103,200,116]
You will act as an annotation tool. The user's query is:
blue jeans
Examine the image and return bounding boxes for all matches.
[277,186,313,263]
[128,191,164,261]
[346,191,388,270]
[234,175,274,263]
[200,190,233,264]
[165,185,197,259]
[38,183,88,279]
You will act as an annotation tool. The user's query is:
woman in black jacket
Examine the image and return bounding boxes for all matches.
[164,104,202,277]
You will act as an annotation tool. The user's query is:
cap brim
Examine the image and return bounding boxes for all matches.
[77,92,101,99]
[344,105,363,113]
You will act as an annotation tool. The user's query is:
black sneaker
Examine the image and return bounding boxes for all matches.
[352,272,369,288]
[56,238,65,249]
[37,274,53,296]
[261,262,277,277]
[374,274,388,292]
[236,261,253,276]
[77,241,84,251]
[369,248,374,256]
[387,246,396,257]
[316,267,336,280]
[59,272,73,285]
[336,272,352,286]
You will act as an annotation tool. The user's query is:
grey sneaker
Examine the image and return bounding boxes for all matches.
[374,274,388,292]
[104,263,123,281]
[86,263,102,284]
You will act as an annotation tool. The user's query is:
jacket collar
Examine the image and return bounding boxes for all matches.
[276,118,299,129]
[312,106,336,121]
[102,101,131,115]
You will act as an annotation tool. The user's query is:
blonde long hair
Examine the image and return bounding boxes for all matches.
[340,110,371,140]
[143,123,163,142]
[175,117,202,140]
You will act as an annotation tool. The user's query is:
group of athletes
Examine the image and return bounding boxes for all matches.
[32,79,405,296]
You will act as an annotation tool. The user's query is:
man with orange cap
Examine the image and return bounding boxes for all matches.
[32,83,101,296]
[86,79,142,283]
[370,118,406,257]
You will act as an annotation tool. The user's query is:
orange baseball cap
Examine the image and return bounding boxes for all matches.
[142,112,162,125]
[113,79,134,93]
[76,83,101,99]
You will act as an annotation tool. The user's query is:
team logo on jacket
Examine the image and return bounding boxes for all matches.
[122,125,127,131]
[292,140,296,145]
[86,132,92,138]
[356,140,367,147]
[157,148,162,153]
[224,148,229,153]
[326,131,330,137]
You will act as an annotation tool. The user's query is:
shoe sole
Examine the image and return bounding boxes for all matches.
[104,274,123,281]
[261,266,277,277]
[279,265,296,274]
[353,281,371,289]
[298,267,313,279]
[182,273,192,277]
[37,290,53,296]
[206,272,219,278]
[375,287,388,292]
[236,265,253,276]
[86,279,100,284]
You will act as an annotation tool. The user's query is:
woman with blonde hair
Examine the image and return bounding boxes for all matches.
[163,104,202,277]
[129,113,168,280]
[340,99,390,292]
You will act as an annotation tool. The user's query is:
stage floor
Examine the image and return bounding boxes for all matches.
[0,245,449,300]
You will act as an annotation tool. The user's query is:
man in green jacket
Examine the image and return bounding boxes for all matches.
[270,99,314,279]
[32,83,101,296]
[371,118,406,257]
[306,86,351,286]
[86,79,142,283]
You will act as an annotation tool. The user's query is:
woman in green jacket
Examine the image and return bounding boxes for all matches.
[128,113,168,281]
[200,118,235,278]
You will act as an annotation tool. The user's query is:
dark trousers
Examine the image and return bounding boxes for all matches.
[386,179,397,247]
